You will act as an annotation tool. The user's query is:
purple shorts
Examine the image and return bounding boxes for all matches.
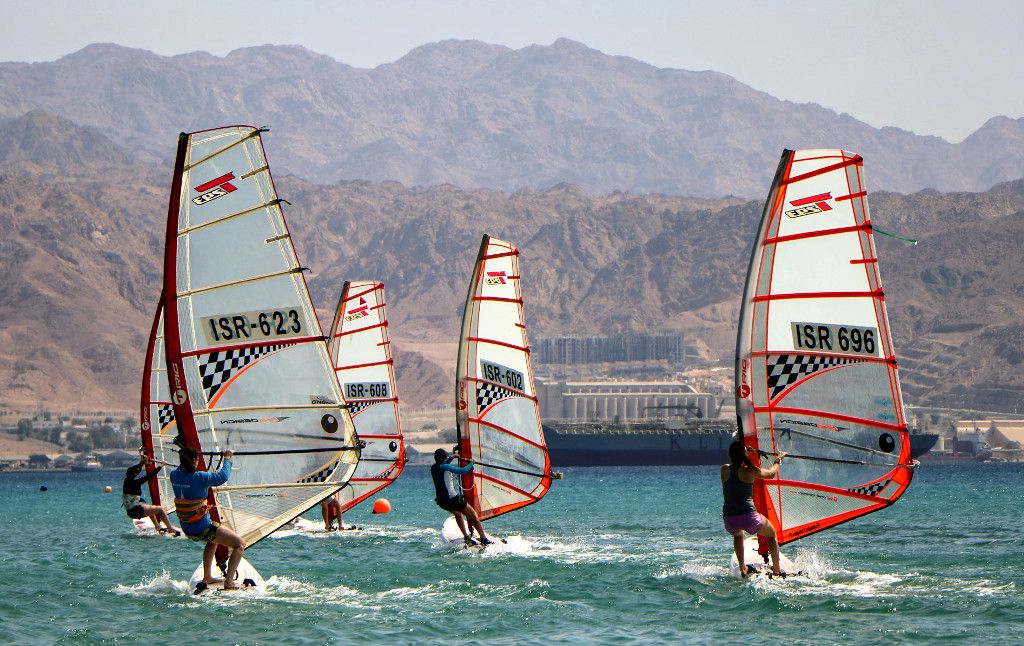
[723,511,766,537]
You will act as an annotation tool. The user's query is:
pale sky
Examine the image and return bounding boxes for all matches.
[1,0,1021,143]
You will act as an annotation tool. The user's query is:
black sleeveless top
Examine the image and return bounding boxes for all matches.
[722,464,756,516]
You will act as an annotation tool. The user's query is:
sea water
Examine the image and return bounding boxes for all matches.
[0,464,1021,645]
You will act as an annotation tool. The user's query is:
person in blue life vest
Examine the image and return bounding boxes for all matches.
[721,440,787,577]
[170,442,246,590]
[122,453,180,535]
[432,448,492,546]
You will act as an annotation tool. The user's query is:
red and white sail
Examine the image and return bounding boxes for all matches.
[328,281,404,512]
[455,235,554,522]
[139,297,177,513]
[735,149,915,547]
[161,126,359,547]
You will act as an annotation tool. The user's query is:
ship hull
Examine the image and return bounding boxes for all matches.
[544,425,732,466]
[545,425,939,466]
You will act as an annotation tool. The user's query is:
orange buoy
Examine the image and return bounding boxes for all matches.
[104,486,113,493]
[372,498,391,514]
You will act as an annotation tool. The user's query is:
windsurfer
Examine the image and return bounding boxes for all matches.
[170,445,246,590]
[122,454,179,535]
[721,440,786,577]
[321,491,343,531]
[431,448,492,546]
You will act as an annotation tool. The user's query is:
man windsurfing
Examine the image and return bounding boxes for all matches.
[170,442,246,591]
[122,453,179,535]
[431,448,492,546]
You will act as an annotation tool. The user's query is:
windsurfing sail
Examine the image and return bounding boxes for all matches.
[139,296,177,513]
[161,126,360,547]
[735,149,914,548]
[327,281,405,511]
[455,234,556,522]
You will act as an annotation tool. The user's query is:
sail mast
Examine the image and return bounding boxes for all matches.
[139,295,167,507]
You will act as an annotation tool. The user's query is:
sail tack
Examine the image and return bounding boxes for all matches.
[455,235,553,521]
[735,149,914,546]
[328,281,405,512]
[161,126,359,547]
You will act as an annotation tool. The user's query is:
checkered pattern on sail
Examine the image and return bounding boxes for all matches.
[297,459,341,484]
[849,479,890,497]
[157,404,176,432]
[766,354,863,400]
[345,400,375,416]
[477,381,516,411]
[199,344,287,401]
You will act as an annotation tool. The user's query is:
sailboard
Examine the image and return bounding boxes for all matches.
[137,296,179,534]
[448,234,559,543]
[734,149,915,573]
[326,281,405,514]
[160,126,360,592]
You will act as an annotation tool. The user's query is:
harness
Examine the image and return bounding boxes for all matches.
[174,497,209,524]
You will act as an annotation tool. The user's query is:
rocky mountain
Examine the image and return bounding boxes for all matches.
[2,115,1024,415]
[1,40,1023,197]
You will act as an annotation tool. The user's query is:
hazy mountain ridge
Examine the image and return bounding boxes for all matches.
[1,41,1023,197]
[2,115,1024,414]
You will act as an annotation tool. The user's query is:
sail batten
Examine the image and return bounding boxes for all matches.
[327,281,405,513]
[735,149,914,548]
[162,126,358,548]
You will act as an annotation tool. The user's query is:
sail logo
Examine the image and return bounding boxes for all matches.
[345,297,369,322]
[785,192,833,218]
[736,358,750,398]
[485,271,507,285]
[169,364,188,405]
[192,172,238,206]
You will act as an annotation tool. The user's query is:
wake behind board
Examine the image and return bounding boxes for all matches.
[132,519,182,538]
[188,557,266,595]
[730,537,802,579]
[441,516,505,550]
[292,518,361,533]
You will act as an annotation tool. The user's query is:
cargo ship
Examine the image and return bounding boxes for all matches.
[544,420,939,467]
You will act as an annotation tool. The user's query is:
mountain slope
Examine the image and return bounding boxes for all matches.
[2,122,1024,413]
[1,41,1023,197]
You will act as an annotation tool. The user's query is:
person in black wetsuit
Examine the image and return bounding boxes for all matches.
[721,440,785,576]
[431,448,492,546]
[123,454,179,535]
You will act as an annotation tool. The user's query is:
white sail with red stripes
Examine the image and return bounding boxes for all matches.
[139,298,177,514]
[735,149,915,547]
[455,235,554,522]
[161,126,359,547]
[328,281,405,512]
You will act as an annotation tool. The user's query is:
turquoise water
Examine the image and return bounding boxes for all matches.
[1,464,1021,645]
